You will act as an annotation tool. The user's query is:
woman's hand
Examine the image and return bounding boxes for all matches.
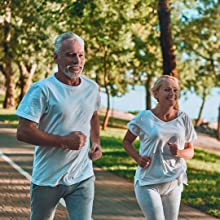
[168,142,194,159]
[168,142,179,156]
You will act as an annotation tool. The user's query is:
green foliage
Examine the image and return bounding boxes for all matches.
[0,0,219,122]
[175,0,220,91]
[59,0,136,98]
[0,0,57,106]
[170,0,220,122]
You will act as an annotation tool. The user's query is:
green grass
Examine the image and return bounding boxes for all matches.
[99,115,129,129]
[0,108,18,127]
[0,108,219,217]
[184,150,220,217]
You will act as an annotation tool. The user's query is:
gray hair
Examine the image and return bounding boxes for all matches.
[54,32,84,53]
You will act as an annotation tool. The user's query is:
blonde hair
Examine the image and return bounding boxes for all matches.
[151,75,179,94]
[151,75,179,109]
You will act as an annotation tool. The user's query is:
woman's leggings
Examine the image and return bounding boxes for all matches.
[135,179,183,220]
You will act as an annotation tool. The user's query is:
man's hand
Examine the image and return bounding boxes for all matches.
[61,131,86,150]
[89,143,102,161]
[136,155,151,168]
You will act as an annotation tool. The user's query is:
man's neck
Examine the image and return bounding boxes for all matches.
[55,72,81,86]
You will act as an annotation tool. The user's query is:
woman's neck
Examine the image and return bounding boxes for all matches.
[151,105,178,122]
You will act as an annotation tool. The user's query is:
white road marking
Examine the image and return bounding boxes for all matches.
[0,150,66,207]
[0,150,32,181]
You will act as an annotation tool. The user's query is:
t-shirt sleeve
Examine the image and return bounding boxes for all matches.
[184,113,197,142]
[128,113,142,136]
[16,84,48,123]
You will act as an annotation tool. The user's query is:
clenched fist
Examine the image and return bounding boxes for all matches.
[137,155,151,168]
[61,131,86,150]
[168,142,179,156]
[89,143,102,161]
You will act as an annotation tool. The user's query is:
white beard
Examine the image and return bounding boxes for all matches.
[61,65,84,79]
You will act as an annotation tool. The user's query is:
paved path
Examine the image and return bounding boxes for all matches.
[0,122,219,220]
[194,132,220,155]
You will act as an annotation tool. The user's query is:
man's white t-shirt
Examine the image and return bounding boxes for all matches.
[16,74,101,186]
[128,110,197,186]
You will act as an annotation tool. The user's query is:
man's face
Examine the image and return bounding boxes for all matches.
[54,39,85,79]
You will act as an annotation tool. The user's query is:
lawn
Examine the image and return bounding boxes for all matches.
[0,108,219,218]
[0,108,18,127]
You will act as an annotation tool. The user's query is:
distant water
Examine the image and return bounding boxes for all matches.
[100,86,220,122]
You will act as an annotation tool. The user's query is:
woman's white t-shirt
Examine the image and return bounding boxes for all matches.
[128,110,197,186]
[16,74,100,186]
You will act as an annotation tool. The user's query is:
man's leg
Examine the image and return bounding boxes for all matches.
[64,176,95,220]
[30,183,61,220]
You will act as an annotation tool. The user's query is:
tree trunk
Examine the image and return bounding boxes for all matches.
[217,106,220,140]
[3,67,15,109]
[102,92,110,131]
[195,94,207,126]
[102,48,111,130]
[2,0,15,109]
[145,76,153,110]
[158,0,178,77]
[17,62,37,104]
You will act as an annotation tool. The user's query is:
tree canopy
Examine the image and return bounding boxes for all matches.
[0,0,219,127]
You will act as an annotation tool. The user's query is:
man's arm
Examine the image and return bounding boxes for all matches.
[16,117,86,150]
[89,111,102,160]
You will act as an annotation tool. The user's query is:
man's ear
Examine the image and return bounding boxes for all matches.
[54,53,58,63]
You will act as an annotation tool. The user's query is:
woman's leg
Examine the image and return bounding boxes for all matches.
[134,181,165,220]
[161,180,183,220]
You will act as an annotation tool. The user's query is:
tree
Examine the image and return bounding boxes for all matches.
[129,0,162,109]
[0,0,15,108]
[59,0,135,130]
[0,0,56,108]
[158,0,178,77]
[175,0,220,127]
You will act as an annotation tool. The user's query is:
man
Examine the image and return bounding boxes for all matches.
[16,32,102,220]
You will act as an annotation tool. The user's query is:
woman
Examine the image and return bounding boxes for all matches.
[122,75,197,220]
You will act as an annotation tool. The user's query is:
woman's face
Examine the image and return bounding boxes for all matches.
[154,79,179,106]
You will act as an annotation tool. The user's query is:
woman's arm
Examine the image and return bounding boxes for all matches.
[122,130,151,168]
[169,142,194,159]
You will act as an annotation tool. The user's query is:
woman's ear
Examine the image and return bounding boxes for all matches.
[153,90,159,101]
